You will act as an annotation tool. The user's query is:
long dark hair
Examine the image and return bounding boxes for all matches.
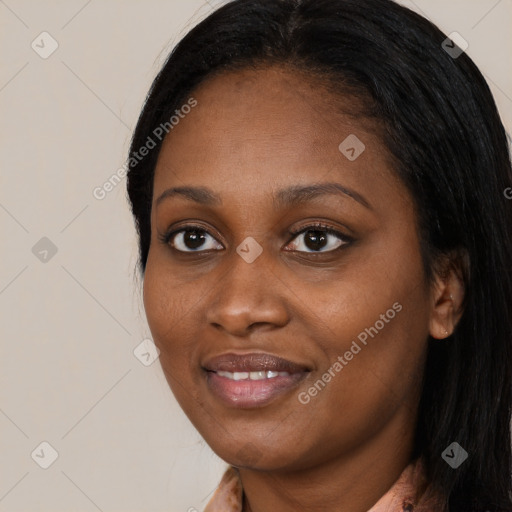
[126,0,512,510]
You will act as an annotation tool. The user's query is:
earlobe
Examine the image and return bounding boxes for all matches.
[428,258,466,340]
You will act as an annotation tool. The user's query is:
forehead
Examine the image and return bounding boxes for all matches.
[153,65,402,207]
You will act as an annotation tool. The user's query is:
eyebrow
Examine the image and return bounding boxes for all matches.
[155,182,372,210]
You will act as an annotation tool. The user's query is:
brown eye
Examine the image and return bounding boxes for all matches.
[287,224,351,253]
[165,227,223,252]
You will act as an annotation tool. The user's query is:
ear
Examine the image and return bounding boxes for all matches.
[429,251,467,340]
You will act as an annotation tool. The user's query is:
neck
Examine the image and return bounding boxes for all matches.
[238,406,419,512]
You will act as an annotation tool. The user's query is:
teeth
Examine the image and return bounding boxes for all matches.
[216,370,290,380]
[249,371,267,380]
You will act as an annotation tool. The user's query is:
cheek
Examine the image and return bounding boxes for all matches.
[142,258,206,415]
[143,253,194,367]
[143,248,201,337]
[309,245,429,429]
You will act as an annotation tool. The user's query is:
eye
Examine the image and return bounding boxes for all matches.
[159,222,352,254]
[159,225,223,253]
[286,223,352,253]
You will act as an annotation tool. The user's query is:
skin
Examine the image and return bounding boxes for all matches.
[143,66,464,512]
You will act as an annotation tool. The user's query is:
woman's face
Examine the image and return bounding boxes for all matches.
[143,66,434,471]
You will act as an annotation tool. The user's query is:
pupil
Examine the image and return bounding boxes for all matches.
[305,230,327,251]
[185,229,206,249]
[182,229,328,251]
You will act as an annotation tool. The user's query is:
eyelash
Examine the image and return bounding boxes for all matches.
[158,222,353,255]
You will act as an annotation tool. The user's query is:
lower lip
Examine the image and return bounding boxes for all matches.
[205,371,309,408]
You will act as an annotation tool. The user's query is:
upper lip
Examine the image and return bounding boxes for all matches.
[203,352,311,374]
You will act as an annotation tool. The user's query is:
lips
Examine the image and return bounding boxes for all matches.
[203,352,310,374]
[202,352,311,408]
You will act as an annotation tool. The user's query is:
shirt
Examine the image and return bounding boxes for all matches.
[203,456,446,512]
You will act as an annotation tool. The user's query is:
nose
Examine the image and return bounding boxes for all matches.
[205,246,290,337]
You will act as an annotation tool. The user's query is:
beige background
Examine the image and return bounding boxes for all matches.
[1,1,511,511]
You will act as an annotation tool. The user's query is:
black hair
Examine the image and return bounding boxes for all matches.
[126,0,512,510]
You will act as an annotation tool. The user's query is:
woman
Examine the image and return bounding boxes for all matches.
[126,0,512,510]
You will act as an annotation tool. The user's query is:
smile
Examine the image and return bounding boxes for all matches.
[216,370,290,380]
[202,352,311,408]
